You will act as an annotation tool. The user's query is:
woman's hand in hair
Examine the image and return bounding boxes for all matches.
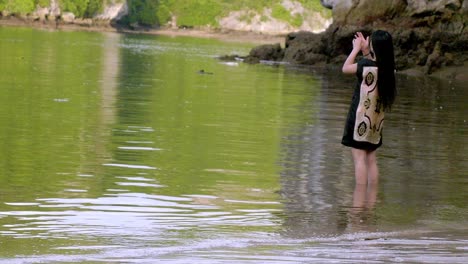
[355,32,370,56]
[352,33,364,53]
[343,32,365,74]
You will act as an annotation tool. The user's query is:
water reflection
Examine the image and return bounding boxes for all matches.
[278,67,467,240]
[347,183,378,232]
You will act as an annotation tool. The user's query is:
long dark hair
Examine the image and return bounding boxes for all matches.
[371,30,396,111]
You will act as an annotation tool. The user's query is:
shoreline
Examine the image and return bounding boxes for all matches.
[0,17,285,45]
[1,17,466,82]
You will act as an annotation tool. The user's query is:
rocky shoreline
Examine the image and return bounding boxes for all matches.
[242,0,468,81]
[0,15,286,45]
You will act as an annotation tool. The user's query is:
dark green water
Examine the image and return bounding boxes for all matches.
[0,26,466,263]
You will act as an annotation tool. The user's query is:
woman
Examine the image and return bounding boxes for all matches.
[342,30,397,185]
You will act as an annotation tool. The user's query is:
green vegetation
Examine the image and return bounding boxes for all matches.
[125,0,159,26]
[0,0,102,17]
[169,0,222,27]
[0,0,35,13]
[0,0,331,28]
[59,0,104,18]
[271,3,303,27]
[35,0,49,7]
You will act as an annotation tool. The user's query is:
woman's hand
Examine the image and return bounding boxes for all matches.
[352,33,363,52]
[343,32,368,74]
[355,32,370,55]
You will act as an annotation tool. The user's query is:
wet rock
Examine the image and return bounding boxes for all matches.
[425,41,443,74]
[198,69,213,75]
[244,43,284,64]
[218,54,245,62]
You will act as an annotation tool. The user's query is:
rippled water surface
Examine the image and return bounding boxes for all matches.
[0,26,467,263]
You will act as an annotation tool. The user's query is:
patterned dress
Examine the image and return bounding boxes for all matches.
[342,59,384,150]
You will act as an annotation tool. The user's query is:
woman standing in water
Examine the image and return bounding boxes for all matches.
[342,30,397,185]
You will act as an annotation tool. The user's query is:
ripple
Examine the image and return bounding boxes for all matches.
[118,146,162,151]
[115,182,164,188]
[103,163,157,170]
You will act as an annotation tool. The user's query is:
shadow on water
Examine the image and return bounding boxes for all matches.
[0,27,466,263]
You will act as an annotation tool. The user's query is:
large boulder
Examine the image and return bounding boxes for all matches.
[324,0,466,25]
[244,43,284,63]
[283,31,328,64]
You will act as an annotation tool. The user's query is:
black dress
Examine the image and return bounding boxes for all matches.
[342,59,384,150]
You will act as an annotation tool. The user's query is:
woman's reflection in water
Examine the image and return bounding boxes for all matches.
[346,183,378,232]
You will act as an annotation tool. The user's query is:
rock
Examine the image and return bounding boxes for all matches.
[218,10,294,34]
[33,7,49,21]
[61,12,75,23]
[406,0,462,16]
[94,2,127,21]
[320,0,336,9]
[283,31,326,64]
[218,1,332,34]
[218,55,245,61]
[198,69,214,75]
[425,41,444,74]
[333,0,406,25]
[74,18,93,26]
[49,0,61,18]
[245,43,284,63]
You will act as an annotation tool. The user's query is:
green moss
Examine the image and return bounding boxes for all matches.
[291,14,303,27]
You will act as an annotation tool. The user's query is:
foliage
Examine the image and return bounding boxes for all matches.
[0,0,101,16]
[168,0,222,27]
[156,2,171,25]
[0,0,35,14]
[271,3,304,27]
[35,0,49,8]
[59,0,86,17]
[125,0,159,26]
[59,0,104,18]
[84,0,104,18]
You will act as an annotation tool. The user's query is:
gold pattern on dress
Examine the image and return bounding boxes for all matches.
[354,66,384,144]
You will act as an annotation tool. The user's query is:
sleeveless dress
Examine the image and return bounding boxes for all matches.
[341,59,384,150]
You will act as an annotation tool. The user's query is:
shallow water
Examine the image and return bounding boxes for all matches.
[0,26,467,263]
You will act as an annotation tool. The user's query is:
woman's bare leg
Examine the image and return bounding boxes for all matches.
[352,148,368,185]
[366,150,379,184]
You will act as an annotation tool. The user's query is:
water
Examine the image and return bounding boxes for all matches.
[0,26,466,263]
